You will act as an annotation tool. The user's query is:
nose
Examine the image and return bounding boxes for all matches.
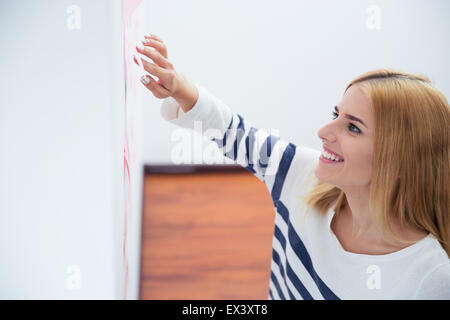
[317,122,337,144]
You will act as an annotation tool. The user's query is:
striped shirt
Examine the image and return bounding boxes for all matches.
[160,84,450,299]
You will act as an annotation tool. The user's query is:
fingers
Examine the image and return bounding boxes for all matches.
[142,36,168,59]
[136,44,171,69]
[140,74,170,98]
[134,53,173,97]
[136,34,176,98]
[137,57,171,84]
[144,33,164,43]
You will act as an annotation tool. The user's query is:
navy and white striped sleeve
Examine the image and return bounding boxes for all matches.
[160,84,313,195]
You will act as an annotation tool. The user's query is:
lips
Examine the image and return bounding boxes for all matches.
[323,145,344,160]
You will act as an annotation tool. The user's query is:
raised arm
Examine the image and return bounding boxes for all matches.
[161,83,299,196]
[135,33,320,201]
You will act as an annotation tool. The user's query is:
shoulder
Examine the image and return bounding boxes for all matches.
[414,261,450,300]
[285,145,321,194]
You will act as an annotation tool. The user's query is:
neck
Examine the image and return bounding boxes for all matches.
[339,188,428,247]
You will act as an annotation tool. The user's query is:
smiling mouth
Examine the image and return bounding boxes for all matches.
[321,149,344,162]
[322,146,344,161]
[320,154,344,163]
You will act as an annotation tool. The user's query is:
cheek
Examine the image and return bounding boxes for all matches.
[349,150,373,173]
[344,145,373,168]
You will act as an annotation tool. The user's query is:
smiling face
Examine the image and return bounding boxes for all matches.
[315,84,374,191]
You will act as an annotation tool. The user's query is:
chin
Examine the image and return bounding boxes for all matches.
[314,168,328,183]
[314,168,339,187]
[314,169,322,181]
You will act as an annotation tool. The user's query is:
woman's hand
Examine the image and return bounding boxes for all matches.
[134,34,198,112]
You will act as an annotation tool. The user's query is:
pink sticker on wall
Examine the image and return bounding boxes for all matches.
[122,0,143,300]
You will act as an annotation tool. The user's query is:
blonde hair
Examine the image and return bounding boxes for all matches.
[297,68,450,256]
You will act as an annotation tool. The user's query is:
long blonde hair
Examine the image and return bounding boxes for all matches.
[297,69,450,256]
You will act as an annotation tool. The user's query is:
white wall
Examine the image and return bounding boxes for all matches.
[140,0,450,165]
[0,0,139,299]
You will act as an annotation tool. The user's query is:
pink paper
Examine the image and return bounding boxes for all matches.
[122,0,143,300]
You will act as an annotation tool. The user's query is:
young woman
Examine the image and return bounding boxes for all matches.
[134,34,450,299]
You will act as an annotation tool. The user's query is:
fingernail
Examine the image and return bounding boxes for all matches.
[137,44,145,51]
[142,38,150,44]
[141,75,150,85]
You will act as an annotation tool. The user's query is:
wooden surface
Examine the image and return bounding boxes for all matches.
[139,169,275,299]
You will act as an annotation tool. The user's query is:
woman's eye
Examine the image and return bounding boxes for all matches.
[348,123,361,134]
[331,111,361,135]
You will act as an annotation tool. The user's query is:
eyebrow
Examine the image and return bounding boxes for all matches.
[335,105,367,128]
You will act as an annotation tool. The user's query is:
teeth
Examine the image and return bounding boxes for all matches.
[322,150,343,162]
